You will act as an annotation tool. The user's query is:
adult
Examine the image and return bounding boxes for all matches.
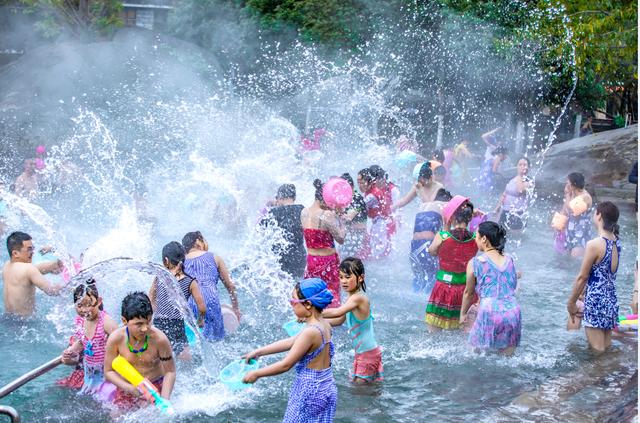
[579,116,593,137]
[301,179,345,308]
[481,127,501,160]
[567,202,620,352]
[452,138,475,180]
[369,165,399,232]
[2,231,63,316]
[478,145,507,192]
[628,161,637,212]
[496,157,533,231]
[393,162,444,209]
[14,159,39,199]
[560,172,593,257]
[260,184,306,280]
[182,231,240,341]
[339,173,367,259]
[358,168,393,259]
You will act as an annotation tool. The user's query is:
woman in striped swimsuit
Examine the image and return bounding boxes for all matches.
[182,231,241,341]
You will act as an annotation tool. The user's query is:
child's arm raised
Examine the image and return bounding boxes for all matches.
[156,333,176,400]
[243,328,318,383]
[567,240,599,323]
[460,259,477,324]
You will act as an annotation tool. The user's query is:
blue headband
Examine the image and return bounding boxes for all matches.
[299,278,333,309]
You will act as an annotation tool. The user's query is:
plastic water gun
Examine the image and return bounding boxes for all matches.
[112,355,174,414]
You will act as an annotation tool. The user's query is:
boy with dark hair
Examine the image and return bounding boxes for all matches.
[2,231,63,316]
[104,292,176,407]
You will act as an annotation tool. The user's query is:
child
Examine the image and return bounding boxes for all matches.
[323,257,383,383]
[460,222,521,355]
[59,281,118,396]
[425,195,479,330]
[104,292,176,408]
[149,241,206,359]
[567,201,621,353]
[242,278,337,422]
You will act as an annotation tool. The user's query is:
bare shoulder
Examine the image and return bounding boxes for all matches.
[108,326,126,343]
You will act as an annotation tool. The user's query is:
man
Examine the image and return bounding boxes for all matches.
[260,184,306,280]
[2,231,63,316]
[14,159,39,199]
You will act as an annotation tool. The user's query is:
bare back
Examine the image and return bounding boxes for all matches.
[417,181,443,203]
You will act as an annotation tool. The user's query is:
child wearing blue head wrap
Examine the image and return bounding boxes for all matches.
[243,278,337,422]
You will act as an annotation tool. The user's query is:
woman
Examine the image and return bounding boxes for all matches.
[567,201,620,352]
[358,168,393,260]
[478,145,507,192]
[496,157,532,231]
[340,173,367,259]
[302,179,346,308]
[182,231,241,341]
[560,172,593,257]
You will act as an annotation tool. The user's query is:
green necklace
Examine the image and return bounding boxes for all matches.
[126,327,149,356]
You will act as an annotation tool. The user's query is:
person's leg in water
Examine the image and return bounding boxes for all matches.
[585,327,612,353]
[499,346,515,357]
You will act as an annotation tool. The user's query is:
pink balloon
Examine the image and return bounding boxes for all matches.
[35,145,46,155]
[322,178,353,209]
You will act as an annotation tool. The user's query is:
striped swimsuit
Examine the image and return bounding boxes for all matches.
[184,252,224,340]
[153,275,194,353]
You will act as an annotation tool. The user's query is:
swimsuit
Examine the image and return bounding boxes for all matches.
[583,238,620,330]
[153,275,194,354]
[184,253,225,340]
[346,310,383,381]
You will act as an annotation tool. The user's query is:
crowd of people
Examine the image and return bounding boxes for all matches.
[0,128,635,422]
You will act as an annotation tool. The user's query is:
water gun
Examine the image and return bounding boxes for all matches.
[112,355,175,414]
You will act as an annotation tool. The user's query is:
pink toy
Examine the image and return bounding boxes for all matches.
[442,195,470,224]
[34,158,45,170]
[61,262,82,283]
[36,145,46,155]
[469,213,488,232]
[322,178,353,209]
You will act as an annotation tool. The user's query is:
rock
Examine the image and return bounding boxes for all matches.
[535,125,638,200]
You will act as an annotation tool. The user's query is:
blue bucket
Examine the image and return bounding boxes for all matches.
[219,359,260,390]
[282,320,305,337]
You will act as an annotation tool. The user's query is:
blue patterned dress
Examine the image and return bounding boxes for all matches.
[469,254,521,350]
[184,252,224,340]
[283,325,337,423]
[564,208,593,251]
[583,238,620,329]
[410,211,442,295]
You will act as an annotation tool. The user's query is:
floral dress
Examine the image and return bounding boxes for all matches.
[583,238,620,329]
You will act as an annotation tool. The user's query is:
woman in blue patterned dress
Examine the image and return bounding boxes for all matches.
[182,231,241,341]
[567,201,621,353]
[243,278,337,423]
[460,221,521,355]
[478,146,507,192]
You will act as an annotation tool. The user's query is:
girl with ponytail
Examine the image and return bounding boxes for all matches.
[567,201,621,353]
[460,221,521,355]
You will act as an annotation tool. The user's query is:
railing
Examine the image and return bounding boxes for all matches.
[0,356,63,422]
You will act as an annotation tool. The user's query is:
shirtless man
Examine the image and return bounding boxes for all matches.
[14,159,39,199]
[2,231,63,316]
[104,291,176,407]
[393,162,444,211]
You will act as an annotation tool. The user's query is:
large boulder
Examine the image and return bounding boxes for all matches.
[536,125,638,201]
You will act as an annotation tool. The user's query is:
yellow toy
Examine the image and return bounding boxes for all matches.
[112,355,174,414]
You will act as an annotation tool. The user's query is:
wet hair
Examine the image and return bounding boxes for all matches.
[73,279,103,310]
[6,231,32,256]
[434,188,452,202]
[294,282,323,313]
[182,231,204,252]
[492,145,507,156]
[369,165,387,182]
[358,168,374,184]
[452,201,474,225]
[339,257,366,292]
[518,157,531,166]
[313,179,324,201]
[162,241,186,268]
[434,165,446,178]
[432,149,445,163]
[567,172,585,189]
[478,221,507,255]
[276,183,296,200]
[121,291,153,321]
[596,201,620,238]
[418,162,432,180]
[340,173,354,189]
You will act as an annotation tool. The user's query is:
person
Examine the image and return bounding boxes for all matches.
[2,231,63,316]
[425,196,479,330]
[558,172,593,257]
[242,278,337,422]
[182,231,241,341]
[339,173,367,259]
[631,261,638,315]
[460,222,521,355]
[410,188,452,295]
[433,165,447,186]
[496,157,532,231]
[301,179,345,308]
[481,127,501,160]
[13,159,39,199]
[149,241,206,358]
[260,184,306,280]
[441,145,455,187]
[369,165,399,232]
[579,116,593,137]
[567,202,621,353]
[60,282,118,397]
[323,258,384,383]
[628,161,637,212]
[478,145,507,192]
[104,292,176,407]
[358,168,393,259]
[393,162,444,210]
